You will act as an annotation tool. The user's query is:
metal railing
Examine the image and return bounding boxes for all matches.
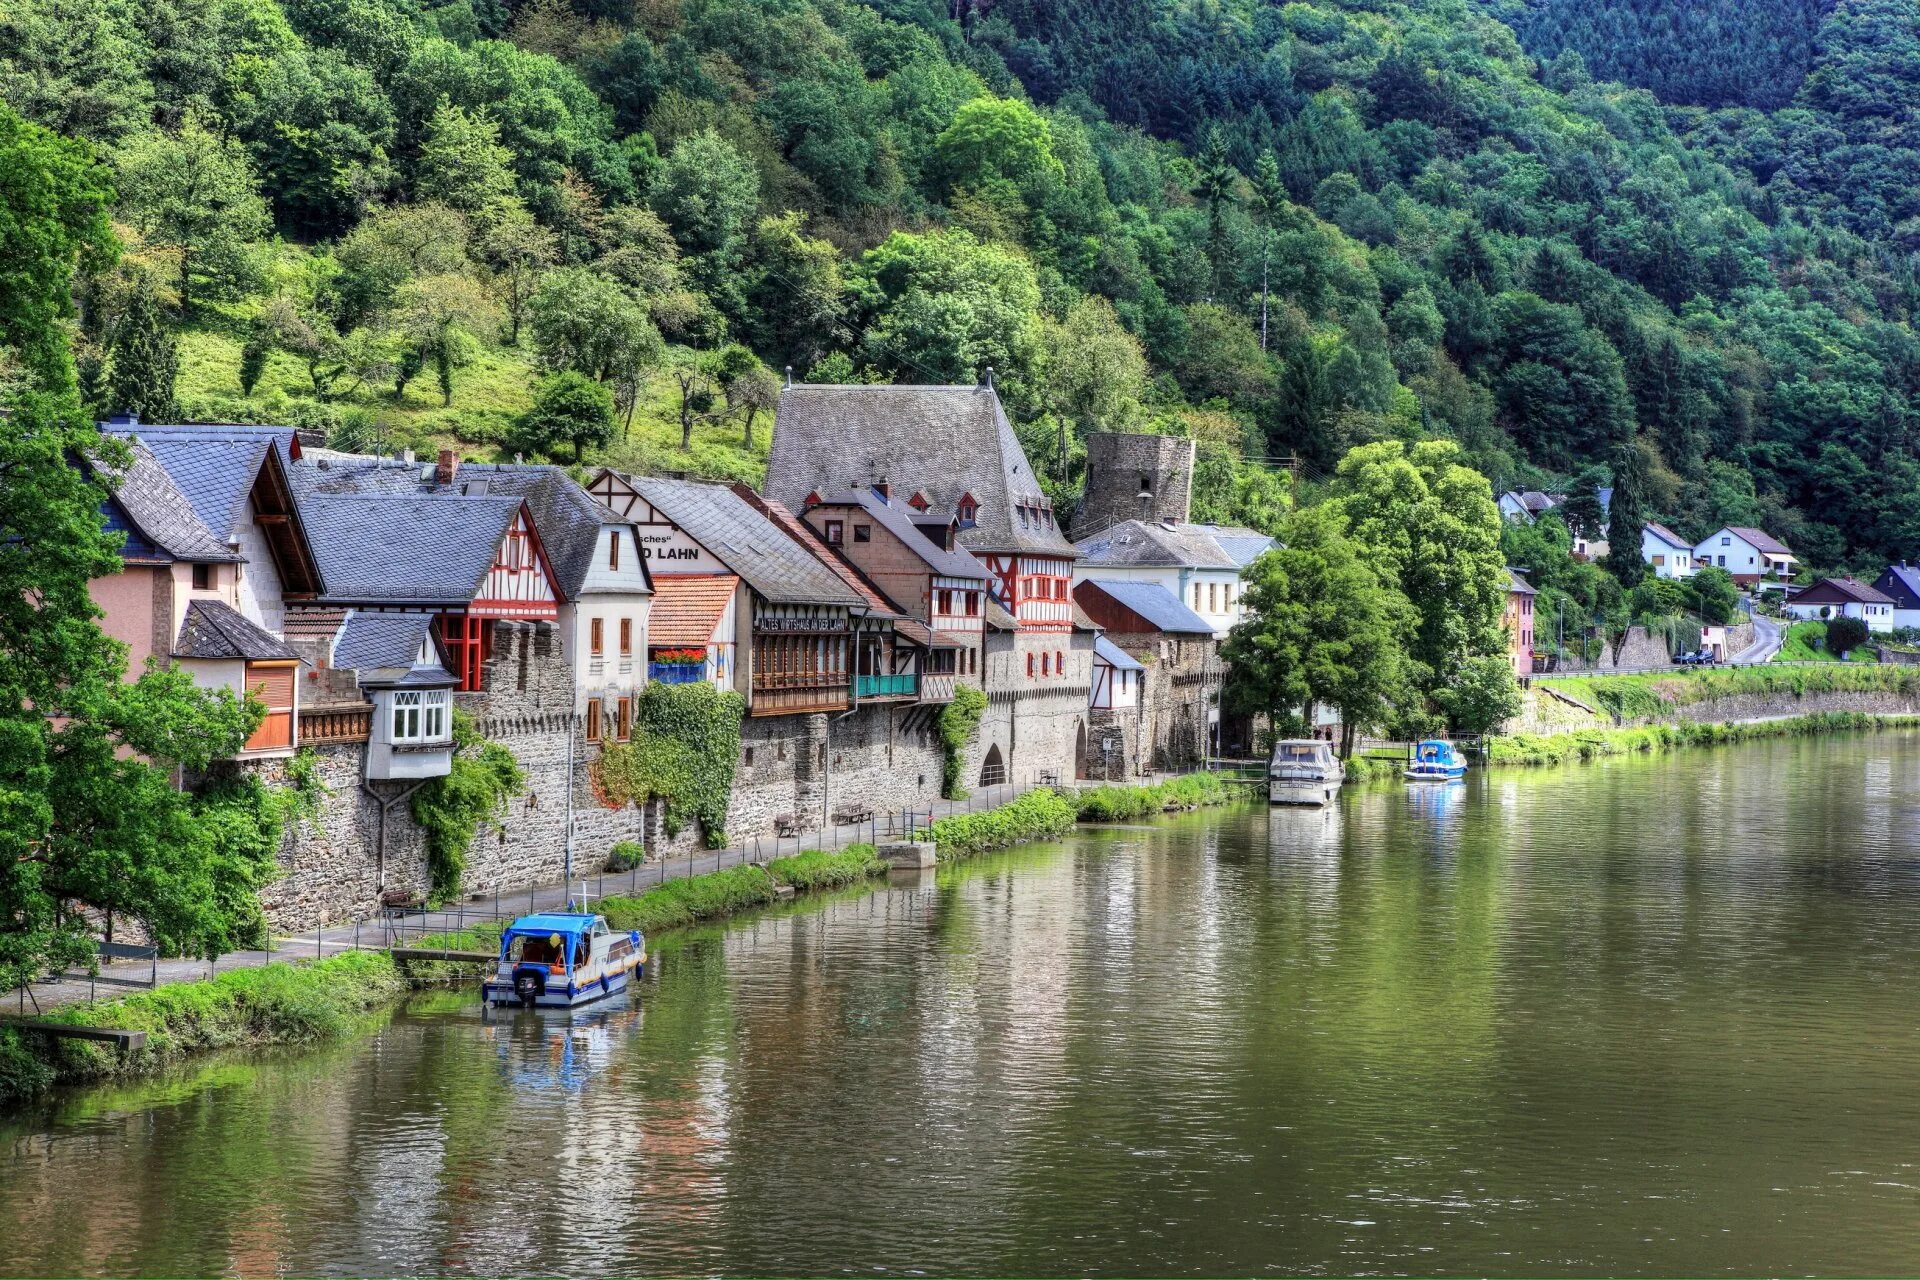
[856,672,916,698]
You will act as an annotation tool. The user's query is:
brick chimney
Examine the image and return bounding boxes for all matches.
[873,480,891,503]
[436,448,458,487]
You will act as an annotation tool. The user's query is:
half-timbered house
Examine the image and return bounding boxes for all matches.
[766,382,1093,788]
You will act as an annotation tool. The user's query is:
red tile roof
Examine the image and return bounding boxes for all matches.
[648,575,737,647]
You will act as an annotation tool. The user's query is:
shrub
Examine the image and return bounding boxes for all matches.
[607,840,643,872]
[927,788,1076,859]
[1486,712,1920,766]
[411,711,525,902]
[593,682,745,847]
[1074,773,1231,820]
[1827,615,1870,658]
[936,684,987,799]
[766,845,884,890]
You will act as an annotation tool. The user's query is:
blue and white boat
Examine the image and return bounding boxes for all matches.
[1405,739,1468,782]
[483,912,645,1009]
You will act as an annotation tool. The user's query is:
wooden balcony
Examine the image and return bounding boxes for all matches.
[917,673,957,704]
[856,672,918,700]
[302,703,374,745]
[749,676,849,717]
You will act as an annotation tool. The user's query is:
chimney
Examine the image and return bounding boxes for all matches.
[1160,514,1178,530]
[437,448,458,487]
[399,448,414,465]
[873,481,890,503]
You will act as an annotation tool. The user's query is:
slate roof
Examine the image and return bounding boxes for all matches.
[806,488,989,580]
[1507,569,1537,596]
[1079,578,1213,634]
[97,437,240,563]
[1094,634,1144,671]
[331,611,456,687]
[1075,518,1272,570]
[767,384,1076,557]
[173,600,299,661]
[733,486,903,618]
[1875,564,1920,609]
[1643,521,1691,549]
[1790,577,1894,607]
[300,493,525,605]
[290,454,642,600]
[985,598,1019,631]
[1717,526,1794,557]
[104,426,300,541]
[624,476,865,607]
[646,574,738,647]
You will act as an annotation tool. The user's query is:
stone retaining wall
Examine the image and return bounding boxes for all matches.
[1505,682,1920,738]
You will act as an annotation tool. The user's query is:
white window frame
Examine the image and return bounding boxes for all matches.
[391,688,452,744]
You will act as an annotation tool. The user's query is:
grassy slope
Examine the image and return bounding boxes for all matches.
[175,321,770,486]
[1777,619,1878,663]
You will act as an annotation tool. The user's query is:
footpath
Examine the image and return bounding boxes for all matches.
[15,779,1055,1013]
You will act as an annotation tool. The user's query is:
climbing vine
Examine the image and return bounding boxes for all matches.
[937,683,988,800]
[593,682,745,848]
[411,711,524,903]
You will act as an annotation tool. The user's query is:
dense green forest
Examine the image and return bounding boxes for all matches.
[12,0,1920,575]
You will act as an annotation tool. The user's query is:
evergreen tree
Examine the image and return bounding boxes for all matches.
[1605,439,1649,588]
[107,277,179,423]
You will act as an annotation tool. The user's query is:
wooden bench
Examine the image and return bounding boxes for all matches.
[380,888,425,914]
[773,813,800,838]
[832,804,874,827]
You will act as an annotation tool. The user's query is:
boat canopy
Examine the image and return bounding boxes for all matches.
[1272,740,1335,764]
[1413,740,1461,762]
[503,912,599,939]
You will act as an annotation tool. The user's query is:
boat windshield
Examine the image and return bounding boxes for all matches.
[1275,744,1321,762]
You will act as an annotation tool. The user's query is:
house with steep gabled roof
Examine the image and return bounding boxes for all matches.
[89,428,324,756]
[1073,517,1273,640]
[1641,522,1695,580]
[1872,563,1920,630]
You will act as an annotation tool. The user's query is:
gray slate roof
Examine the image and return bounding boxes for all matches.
[99,437,240,563]
[624,476,866,607]
[1094,634,1143,671]
[1076,519,1272,570]
[105,426,296,542]
[767,385,1076,557]
[332,611,457,687]
[808,488,988,580]
[1643,521,1690,550]
[1723,526,1794,556]
[173,600,298,661]
[1507,569,1537,596]
[291,453,642,599]
[1876,564,1920,609]
[301,494,525,605]
[1082,577,1214,634]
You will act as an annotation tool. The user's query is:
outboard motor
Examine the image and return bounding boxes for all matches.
[513,968,546,1008]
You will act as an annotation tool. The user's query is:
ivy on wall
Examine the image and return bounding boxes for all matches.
[937,684,988,800]
[411,711,525,903]
[593,682,746,848]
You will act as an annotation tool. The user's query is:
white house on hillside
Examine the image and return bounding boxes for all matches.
[1641,522,1695,579]
[1783,577,1895,633]
[1072,518,1273,640]
[1694,526,1796,589]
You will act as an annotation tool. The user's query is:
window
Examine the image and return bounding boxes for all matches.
[590,617,604,655]
[586,698,602,742]
[1208,583,1218,612]
[1720,536,1731,546]
[619,618,633,654]
[1055,650,1064,674]
[957,496,977,526]
[390,689,451,745]
[191,563,213,590]
[1193,583,1202,609]
[936,589,951,614]
[1027,653,1035,677]
[744,747,754,766]
[965,592,978,616]
[824,520,844,545]
[610,532,621,570]
[615,697,631,740]
[854,525,871,543]
[1041,651,1050,675]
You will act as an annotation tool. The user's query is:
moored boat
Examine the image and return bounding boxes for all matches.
[1405,739,1468,782]
[483,912,645,1009]
[1269,738,1343,805]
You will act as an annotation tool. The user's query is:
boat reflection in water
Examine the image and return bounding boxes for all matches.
[1266,801,1341,859]
[487,996,641,1095]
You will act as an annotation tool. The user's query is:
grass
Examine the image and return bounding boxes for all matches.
[1073,773,1233,821]
[1535,663,1920,721]
[1777,620,1879,663]
[172,314,769,487]
[0,949,407,1106]
[925,788,1079,857]
[1486,712,1920,766]
[1344,753,1403,783]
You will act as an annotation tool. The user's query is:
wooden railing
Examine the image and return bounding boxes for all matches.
[302,703,374,745]
[918,673,957,703]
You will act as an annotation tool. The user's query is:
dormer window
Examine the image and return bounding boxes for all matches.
[908,491,930,512]
[957,494,978,527]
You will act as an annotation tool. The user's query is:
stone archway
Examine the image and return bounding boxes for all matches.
[980,742,1006,787]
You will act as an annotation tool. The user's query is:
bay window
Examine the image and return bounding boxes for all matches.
[390,689,451,744]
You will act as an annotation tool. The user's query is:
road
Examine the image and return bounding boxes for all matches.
[1731,609,1782,665]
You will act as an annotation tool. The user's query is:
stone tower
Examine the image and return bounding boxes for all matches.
[1073,433,1196,539]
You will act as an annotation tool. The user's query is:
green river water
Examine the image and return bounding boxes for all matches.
[6,732,1920,1277]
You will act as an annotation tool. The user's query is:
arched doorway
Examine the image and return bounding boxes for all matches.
[980,743,1006,787]
[1074,721,1089,780]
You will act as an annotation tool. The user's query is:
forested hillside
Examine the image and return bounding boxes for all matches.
[10,0,1920,574]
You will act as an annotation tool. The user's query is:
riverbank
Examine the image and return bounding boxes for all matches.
[0,779,1240,1108]
[1488,710,1920,766]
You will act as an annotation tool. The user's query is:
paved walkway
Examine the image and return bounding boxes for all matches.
[12,780,1056,1014]
[1731,610,1783,665]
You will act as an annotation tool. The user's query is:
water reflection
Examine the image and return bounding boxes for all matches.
[8,733,1920,1276]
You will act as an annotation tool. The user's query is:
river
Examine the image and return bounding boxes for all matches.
[7,732,1920,1277]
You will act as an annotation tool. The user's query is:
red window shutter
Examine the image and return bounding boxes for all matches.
[244,663,296,751]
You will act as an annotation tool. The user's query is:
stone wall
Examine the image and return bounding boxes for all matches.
[1073,433,1195,539]
[1084,710,1136,780]
[1503,681,1920,737]
[1105,631,1223,771]
[254,619,642,930]
[976,629,1095,786]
